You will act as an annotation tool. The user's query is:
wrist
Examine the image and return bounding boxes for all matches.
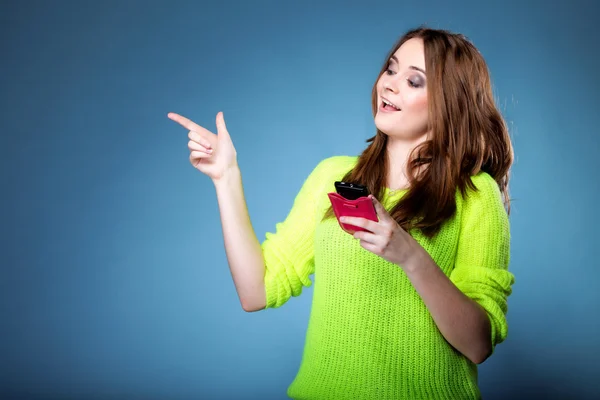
[399,242,428,274]
[213,165,241,188]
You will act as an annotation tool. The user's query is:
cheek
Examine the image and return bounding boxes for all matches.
[405,91,428,114]
[376,80,384,95]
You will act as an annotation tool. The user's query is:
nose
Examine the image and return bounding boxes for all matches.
[382,76,399,94]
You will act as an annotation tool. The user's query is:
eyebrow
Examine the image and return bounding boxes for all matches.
[389,55,426,74]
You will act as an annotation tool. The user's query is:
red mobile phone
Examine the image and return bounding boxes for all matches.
[328,181,378,234]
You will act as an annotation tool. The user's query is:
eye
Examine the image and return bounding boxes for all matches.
[384,62,396,75]
[407,77,424,88]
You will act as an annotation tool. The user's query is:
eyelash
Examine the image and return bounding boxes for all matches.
[385,67,423,88]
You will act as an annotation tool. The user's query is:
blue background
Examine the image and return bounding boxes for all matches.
[2,0,599,398]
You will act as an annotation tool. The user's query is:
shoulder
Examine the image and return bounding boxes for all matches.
[458,171,509,230]
[463,171,504,209]
[308,155,358,181]
[314,155,358,172]
[304,156,358,207]
[469,171,501,194]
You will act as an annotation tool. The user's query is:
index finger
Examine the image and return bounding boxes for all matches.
[167,112,213,136]
[340,216,377,231]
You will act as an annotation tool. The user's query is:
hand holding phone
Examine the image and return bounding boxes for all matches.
[328,181,378,234]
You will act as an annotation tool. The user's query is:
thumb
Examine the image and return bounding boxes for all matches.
[216,111,231,141]
[369,194,388,218]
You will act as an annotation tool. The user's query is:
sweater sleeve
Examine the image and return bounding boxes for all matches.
[449,173,515,353]
[261,157,331,309]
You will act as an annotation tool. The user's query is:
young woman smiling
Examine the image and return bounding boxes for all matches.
[169,26,515,400]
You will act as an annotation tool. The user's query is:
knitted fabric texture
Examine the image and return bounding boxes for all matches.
[261,155,514,400]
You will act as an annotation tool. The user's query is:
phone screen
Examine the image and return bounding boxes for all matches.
[334,181,369,200]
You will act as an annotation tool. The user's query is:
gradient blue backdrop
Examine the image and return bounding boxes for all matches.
[2,0,599,399]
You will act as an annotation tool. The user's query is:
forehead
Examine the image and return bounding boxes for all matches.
[390,38,425,68]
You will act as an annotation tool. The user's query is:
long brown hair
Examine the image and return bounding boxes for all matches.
[322,26,514,238]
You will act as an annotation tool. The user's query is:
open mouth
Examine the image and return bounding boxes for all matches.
[381,98,401,111]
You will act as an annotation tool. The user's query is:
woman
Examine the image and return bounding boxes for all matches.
[168,26,515,400]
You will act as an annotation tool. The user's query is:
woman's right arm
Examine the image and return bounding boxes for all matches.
[168,111,327,312]
[168,111,266,312]
[213,166,267,312]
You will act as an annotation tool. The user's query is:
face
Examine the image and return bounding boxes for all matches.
[375,37,429,142]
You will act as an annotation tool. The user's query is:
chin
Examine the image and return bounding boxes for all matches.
[375,116,428,141]
[376,125,426,142]
[374,117,399,136]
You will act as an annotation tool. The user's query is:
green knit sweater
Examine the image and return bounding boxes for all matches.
[261,155,514,400]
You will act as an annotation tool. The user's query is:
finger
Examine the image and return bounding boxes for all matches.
[215,111,231,141]
[190,150,212,160]
[189,130,216,151]
[353,229,378,244]
[358,240,379,255]
[168,112,202,130]
[188,140,213,153]
[340,216,378,233]
[168,112,215,138]
[188,131,213,149]
[369,195,388,218]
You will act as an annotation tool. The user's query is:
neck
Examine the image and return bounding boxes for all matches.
[385,134,428,190]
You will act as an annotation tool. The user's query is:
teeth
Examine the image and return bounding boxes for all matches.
[382,99,399,110]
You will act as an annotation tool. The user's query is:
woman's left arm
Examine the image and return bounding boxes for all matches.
[339,178,513,364]
[401,248,493,364]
